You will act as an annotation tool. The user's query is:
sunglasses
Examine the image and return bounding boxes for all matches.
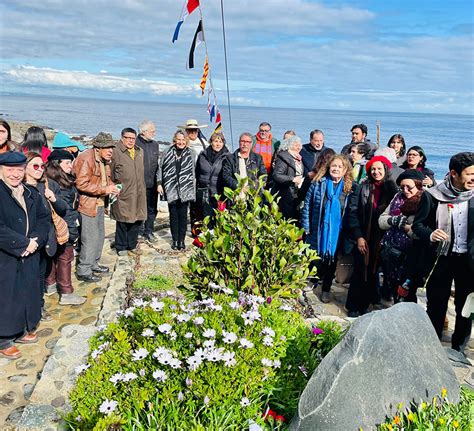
[32,163,45,170]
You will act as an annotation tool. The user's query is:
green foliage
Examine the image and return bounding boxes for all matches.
[65,292,344,430]
[310,320,348,358]
[182,175,318,298]
[376,387,474,431]
[133,275,175,291]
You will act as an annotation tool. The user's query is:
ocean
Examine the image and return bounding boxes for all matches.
[1,94,472,179]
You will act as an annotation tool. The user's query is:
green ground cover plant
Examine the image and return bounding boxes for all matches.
[65,291,343,430]
[133,275,175,291]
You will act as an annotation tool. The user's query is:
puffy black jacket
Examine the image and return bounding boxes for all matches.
[221,150,267,190]
[195,145,230,197]
[300,143,332,175]
[136,134,160,188]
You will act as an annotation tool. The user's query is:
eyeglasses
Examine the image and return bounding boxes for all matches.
[399,185,416,192]
[32,163,45,170]
[122,136,136,141]
[259,129,270,133]
[240,140,252,144]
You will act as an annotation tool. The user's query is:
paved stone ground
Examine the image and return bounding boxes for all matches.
[1,208,472,429]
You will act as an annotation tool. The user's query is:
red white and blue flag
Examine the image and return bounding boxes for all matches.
[172,0,200,43]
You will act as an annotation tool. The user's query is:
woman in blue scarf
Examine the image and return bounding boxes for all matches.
[301,154,357,303]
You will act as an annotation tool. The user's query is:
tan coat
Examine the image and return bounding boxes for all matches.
[74,148,114,217]
[110,140,147,223]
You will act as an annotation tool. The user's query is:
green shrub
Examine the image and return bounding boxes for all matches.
[182,176,318,298]
[66,291,344,430]
[133,275,175,291]
[310,320,348,358]
[376,387,474,430]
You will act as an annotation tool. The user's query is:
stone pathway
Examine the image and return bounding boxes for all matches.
[1,209,472,429]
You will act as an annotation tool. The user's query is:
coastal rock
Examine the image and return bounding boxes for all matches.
[290,303,459,431]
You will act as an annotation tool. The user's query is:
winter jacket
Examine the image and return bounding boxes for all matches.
[136,134,160,188]
[195,145,230,197]
[221,150,267,190]
[300,143,332,175]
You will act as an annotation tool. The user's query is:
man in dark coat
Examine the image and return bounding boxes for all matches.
[0,152,49,359]
[413,152,474,353]
[136,120,160,242]
[300,129,332,175]
[222,132,267,192]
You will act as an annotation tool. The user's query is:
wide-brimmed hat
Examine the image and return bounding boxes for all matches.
[91,132,116,148]
[177,119,208,130]
[53,132,86,151]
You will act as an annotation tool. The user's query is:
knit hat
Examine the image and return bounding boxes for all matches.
[365,155,392,174]
[396,169,424,185]
[0,151,27,166]
[53,132,86,151]
[91,132,116,148]
[48,149,74,162]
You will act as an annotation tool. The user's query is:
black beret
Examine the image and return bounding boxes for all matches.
[396,169,425,185]
[48,149,74,162]
[0,151,27,166]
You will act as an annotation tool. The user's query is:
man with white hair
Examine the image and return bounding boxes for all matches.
[136,120,160,242]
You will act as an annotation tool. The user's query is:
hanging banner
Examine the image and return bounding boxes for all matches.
[173,0,200,43]
[200,55,209,95]
[187,20,204,69]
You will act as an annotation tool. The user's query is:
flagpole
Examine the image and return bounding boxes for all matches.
[219,0,234,149]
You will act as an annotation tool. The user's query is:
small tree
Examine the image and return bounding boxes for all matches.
[183,175,318,298]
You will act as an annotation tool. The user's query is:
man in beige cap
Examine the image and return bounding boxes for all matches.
[178,119,209,160]
[74,132,120,282]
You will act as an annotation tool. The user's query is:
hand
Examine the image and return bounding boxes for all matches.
[157,185,164,195]
[21,237,39,257]
[106,184,120,195]
[292,176,303,186]
[422,176,433,187]
[430,229,449,242]
[357,237,368,255]
[44,189,56,202]
[403,223,412,234]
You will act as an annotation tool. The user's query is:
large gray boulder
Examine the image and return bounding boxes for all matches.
[291,303,460,431]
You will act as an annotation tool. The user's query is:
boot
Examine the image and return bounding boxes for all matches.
[178,241,186,250]
[171,241,179,250]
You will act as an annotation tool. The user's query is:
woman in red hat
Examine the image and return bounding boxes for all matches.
[345,155,398,317]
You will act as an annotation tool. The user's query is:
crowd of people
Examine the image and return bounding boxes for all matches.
[0,118,472,360]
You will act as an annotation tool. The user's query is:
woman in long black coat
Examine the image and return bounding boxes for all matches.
[272,135,304,220]
[0,152,49,359]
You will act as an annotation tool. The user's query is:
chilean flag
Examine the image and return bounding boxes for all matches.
[173,0,200,43]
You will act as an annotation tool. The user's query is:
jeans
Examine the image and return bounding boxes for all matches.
[77,206,105,276]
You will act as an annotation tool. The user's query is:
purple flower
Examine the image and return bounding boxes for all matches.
[266,296,272,304]
[312,327,324,336]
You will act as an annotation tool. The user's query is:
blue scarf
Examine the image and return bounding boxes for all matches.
[319,179,344,260]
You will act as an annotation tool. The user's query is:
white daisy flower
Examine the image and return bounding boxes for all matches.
[177,313,191,323]
[204,396,210,405]
[249,420,263,431]
[261,327,275,337]
[186,377,193,387]
[178,391,184,401]
[239,338,254,349]
[193,348,206,360]
[122,372,138,382]
[109,373,123,384]
[209,282,222,290]
[91,349,101,359]
[158,323,172,334]
[273,359,281,368]
[210,304,223,311]
[222,351,237,367]
[124,307,136,317]
[203,328,216,338]
[229,301,240,309]
[222,331,238,344]
[240,397,250,407]
[186,355,202,371]
[97,342,110,351]
[193,316,205,325]
[131,347,149,361]
[152,346,171,359]
[203,339,215,348]
[184,332,193,339]
[169,358,182,369]
[166,290,175,297]
[152,370,167,382]
[205,348,223,362]
[99,399,118,415]
[74,364,90,375]
[139,368,146,377]
[133,298,147,307]
[150,299,165,311]
[169,331,177,341]
[280,335,287,341]
[142,328,155,337]
[157,352,173,366]
[280,304,292,311]
[262,336,274,347]
[261,358,273,367]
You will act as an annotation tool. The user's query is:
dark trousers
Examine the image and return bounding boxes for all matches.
[314,258,338,292]
[426,254,473,351]
[45,245,75,294]
[115,221,142,252]
[169,200,189,242]
[39,250,50,307]
[144,187,158,235]
[346,249,378,313]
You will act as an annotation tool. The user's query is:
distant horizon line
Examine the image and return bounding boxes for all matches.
[1,91,472,119]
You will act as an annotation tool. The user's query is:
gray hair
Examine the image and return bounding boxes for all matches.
[239,132,253,141]
[139,120,155,134]
[374,147,397,164]
[280,135,302,151]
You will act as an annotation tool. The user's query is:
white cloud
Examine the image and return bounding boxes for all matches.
[5,66,197,95]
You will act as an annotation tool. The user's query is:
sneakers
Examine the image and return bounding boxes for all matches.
[0,346,21,359]
[59,293,87,306]
[320,291,331,303]
[45,283,57,296]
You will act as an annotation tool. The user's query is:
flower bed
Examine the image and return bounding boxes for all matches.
[65,290,343,430]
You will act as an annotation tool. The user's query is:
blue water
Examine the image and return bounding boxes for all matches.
[1,94,473,179]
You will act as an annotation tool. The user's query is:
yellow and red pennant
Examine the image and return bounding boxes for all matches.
[200,55,209,95]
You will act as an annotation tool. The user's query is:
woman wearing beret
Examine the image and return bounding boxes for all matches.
[378,169,426,303]
[45,150,85,305]
[345,155,398,317]
[401,145,436,188]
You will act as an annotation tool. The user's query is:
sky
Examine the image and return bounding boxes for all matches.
[0,0,473,115]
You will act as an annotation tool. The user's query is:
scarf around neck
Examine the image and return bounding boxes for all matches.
[319,179,344,260]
